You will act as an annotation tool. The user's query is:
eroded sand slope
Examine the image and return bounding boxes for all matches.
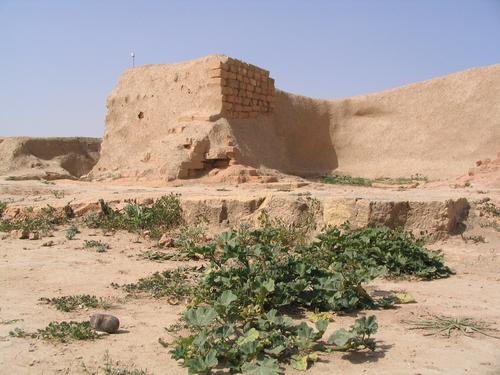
[0,137,100,180]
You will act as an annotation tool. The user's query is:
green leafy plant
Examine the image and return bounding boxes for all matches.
[321,174,427,187]
[65,224,80,240]
[405,316,500,338]
[0,205,68,234]
[84,240,110,253]
[138,250,176,262]
[40,294,112,312]
[321,175,373,186]
[9,327,29,337]
[173,225,208,259]
[82,194,183,239]
[172,303,377,374]
[118,267,198,300]
[35,321,99,342]
[305,225,453,280]
[167,225,384,373]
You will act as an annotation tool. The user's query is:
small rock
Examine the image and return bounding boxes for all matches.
[42,240,55,247]
[475,197,490,204]
[11,229,29,239]
[158,234,174,247]
[29,232,40,240]
[0,233,8,240]
[90,313,120,334]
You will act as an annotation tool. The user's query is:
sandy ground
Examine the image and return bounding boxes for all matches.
[0,179,499,374]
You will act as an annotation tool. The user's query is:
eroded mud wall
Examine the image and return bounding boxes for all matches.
[92,54,500,181]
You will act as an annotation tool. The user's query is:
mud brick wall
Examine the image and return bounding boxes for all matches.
[210,58,275,119]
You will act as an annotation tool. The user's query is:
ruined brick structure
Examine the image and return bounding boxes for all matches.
[92,54,500,183]
[210,57,275,119]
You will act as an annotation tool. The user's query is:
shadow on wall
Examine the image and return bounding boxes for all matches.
[229,90,338,176]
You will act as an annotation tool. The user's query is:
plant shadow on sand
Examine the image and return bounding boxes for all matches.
[340,342,393,364]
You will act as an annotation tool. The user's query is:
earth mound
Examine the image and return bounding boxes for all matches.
[0,137,101,180]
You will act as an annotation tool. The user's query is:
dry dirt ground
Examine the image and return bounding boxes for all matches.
[0,179,499,375]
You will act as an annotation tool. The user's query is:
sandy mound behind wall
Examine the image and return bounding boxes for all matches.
[0,137,101,180]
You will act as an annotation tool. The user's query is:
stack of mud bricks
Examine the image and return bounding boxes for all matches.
[210,58,275,119]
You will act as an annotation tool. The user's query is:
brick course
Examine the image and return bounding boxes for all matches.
[209,57,275,119]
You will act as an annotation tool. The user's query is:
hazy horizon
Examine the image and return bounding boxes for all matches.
[1,0,499,137]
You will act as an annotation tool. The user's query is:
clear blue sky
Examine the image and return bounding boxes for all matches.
[1,0,499,137]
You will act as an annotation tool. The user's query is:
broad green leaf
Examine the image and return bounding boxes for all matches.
[217,290,238,307]
[240,340,260,356]
[265,344,286,356]
[192,330,208,348]
[186,350,218,374]
[184,306,217,327]
[328,328,355,346]
[217,323,235,339]
[315,319,329,335]
[296,322,315,339]
[237,328,260,346]
[291,355,308,371]
[241,358,280,375]
[187,356,206,374]
[205,349,218,368]
[262,279,275,293]
[353,315,378,336]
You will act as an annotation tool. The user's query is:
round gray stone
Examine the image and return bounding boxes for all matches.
[90,313,120,334]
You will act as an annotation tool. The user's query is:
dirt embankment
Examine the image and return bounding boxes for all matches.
[0,137,101,180]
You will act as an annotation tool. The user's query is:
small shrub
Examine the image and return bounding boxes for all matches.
[83,194,183,239]
[0,205,67,234]
[9,327,28,337]
[321,174,428,187]
[35,321,99,342]
[83,212,101,228]
[173,225,207,259]
[40,294,112,312]
[65,225,80,240]
[321,175,373,186]
[139,250,175,262]
[118,267,197,300]
[84,240,110,253]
